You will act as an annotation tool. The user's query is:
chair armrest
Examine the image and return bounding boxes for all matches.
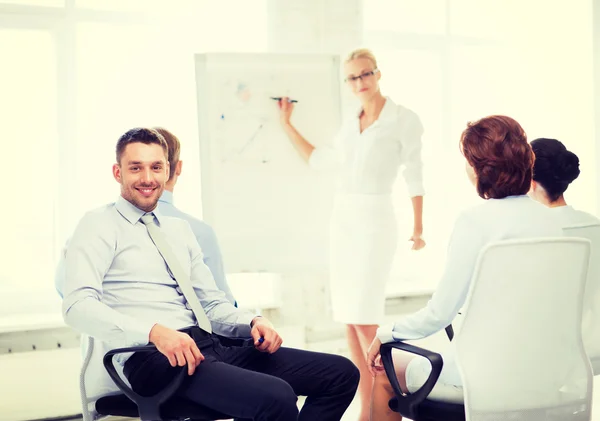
[103,344,186,421]
[380,341,444,419]
[445,324,454,341]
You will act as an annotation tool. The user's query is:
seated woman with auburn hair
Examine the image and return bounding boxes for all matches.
[367,115,563,420]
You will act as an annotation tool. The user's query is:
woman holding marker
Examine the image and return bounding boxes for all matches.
[277,48,426,421]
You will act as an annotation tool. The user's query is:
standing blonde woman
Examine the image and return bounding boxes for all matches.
[277,48,426,421]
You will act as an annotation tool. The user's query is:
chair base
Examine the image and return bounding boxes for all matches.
[466,402,591,421]
[389,397,465,421]
[96,394,231,420]
[388,397,592,421]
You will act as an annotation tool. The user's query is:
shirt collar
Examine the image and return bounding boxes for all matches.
[355,96,396,122]
[115,195,165,225]
[488,194,531,202]
[159,190,174,205]
[550,205,573,211]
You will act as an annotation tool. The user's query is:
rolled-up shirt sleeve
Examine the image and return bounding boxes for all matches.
[377,211,484,343]
[399,112,425,197]
[308,129,344,171]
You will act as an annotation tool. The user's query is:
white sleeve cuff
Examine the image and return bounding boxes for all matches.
[406,182,425,198]
[376,323,397,344]
[307,147,325,169]
[308,147,339,171]
[127,319,156,347]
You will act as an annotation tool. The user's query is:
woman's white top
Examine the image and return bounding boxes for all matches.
[308,97,425,197]
[376,195,564,343]
[550,205,600,227]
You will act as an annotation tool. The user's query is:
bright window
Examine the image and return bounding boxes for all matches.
[0,28,59,314]
[363,0,446,35]
[364,0,596,296]
[0,0,63,7]
[0,2,268,318]
[71,2,269,230]
[374,48,453,294]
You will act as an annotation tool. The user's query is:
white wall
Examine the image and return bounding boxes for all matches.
[362,0,597,296]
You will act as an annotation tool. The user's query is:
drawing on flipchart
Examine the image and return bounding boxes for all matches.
[211,76,291,165]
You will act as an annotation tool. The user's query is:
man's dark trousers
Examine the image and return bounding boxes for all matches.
[124,326,360,420]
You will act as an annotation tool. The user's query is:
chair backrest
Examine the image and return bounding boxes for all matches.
[79,335,97,421]
[563,223,600,374]
[79,335,125,421]
[455,237,592,421]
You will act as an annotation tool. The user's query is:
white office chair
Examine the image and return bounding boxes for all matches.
[455,237,593,421]
[78,335,97,421]
[564,223,600,374]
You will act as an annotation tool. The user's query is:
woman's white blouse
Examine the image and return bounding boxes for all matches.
[376,195,564,343]
[308,97,425,197]
[550,205,600,227]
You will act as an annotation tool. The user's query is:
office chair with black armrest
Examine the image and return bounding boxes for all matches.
[381,325,465,421]
[381,237,593,421]
[55,240,245,420]
[79,336,232,421]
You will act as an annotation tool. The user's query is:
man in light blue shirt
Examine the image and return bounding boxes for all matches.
[61,128,359,420]
[55,129,237,307]
[154,127,236,306]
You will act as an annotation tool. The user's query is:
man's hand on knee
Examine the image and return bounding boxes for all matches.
[149,324,204,375]
[250,317,283,354]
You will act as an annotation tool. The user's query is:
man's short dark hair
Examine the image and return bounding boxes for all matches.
[115,128,169,165]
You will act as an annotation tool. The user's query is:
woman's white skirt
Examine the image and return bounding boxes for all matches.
[328,193,398,325]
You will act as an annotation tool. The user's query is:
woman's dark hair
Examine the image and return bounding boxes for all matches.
[530,138,580,202]
[460,115,534,199]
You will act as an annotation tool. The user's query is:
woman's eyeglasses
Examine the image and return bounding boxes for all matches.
[344,69,379,83]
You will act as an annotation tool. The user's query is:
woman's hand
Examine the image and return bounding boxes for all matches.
[277,96,295,126]
[409,233,426,251]
[366,337,384,377]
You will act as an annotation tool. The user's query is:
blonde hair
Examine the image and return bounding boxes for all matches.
[344,48,378,68]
